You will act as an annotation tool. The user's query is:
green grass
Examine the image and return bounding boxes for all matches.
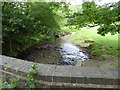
[60,26,79,33]
[67,26,118,57]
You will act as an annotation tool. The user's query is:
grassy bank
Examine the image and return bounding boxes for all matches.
[66,26,118,60]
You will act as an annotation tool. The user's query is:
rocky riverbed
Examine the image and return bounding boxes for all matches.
[18,37,89,66]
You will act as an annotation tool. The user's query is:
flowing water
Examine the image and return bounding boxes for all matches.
[24,37,89,66]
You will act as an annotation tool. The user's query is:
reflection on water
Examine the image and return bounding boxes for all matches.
[25,37,89,66]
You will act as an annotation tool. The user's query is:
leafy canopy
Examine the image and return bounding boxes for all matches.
[67,1,120,36]
[2,2,69,56]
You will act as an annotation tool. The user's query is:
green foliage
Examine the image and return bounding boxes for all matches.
[30,64,39,75]
[0,64,39,89]
[0,75,20,89]
[25,64,39,88]
[90,43,103,56]
[67,1,120,36]
[2,2,69,57]
[97,24,119,36]
[7,78,20,88]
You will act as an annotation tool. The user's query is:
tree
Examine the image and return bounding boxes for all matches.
[67,1,120,36]
[2,2,68,56]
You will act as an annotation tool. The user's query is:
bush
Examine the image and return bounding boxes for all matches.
[2,2,61,56]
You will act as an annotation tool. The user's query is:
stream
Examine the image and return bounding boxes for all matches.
[22,37,89,66]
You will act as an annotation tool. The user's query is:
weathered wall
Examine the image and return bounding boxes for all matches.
[0,55,119,88]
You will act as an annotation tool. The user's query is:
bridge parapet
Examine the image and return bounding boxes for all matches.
[0,55,119,88]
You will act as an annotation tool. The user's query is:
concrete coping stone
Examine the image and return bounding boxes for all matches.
[0,55,119,85]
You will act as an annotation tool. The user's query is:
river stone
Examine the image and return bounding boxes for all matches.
[76,60,83,67]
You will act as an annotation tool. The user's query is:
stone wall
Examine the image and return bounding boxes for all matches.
[0,55,119,88]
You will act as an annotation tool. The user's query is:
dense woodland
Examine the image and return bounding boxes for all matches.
[2,1,120,57]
